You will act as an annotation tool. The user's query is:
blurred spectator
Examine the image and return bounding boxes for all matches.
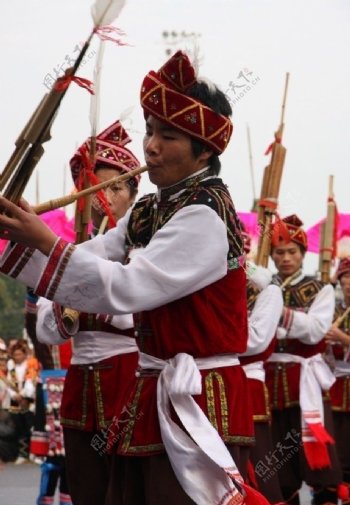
[0,354,18,463]
[7,339,19,359]
[27,290,73,504]
[0,353,10,409]
[7,341,39,464]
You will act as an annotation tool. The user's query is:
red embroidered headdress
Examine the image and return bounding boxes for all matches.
[70,120,141,188]
[271,214,308,249]
[336,257,350,279]
[140,51,233,154]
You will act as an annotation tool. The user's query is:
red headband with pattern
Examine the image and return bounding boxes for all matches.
[140,51,233,154]
[337,258,350,279]
[70,120,141,187]
[271,214,308,249]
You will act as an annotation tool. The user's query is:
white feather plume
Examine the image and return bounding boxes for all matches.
[197,76,217,95]
[190,42,201,76]
[91,0,126,27]
[188,46,216,93]
[119,105,134,124]
[89,40,105,139]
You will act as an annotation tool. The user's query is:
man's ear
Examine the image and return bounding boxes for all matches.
[198,149,213,163]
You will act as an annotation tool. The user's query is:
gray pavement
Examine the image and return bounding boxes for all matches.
[0,461,315,505]
[0,462,41,505]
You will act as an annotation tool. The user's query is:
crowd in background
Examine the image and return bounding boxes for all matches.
[0,336,39,466]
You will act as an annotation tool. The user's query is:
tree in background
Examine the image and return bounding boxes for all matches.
[0,274,25,341]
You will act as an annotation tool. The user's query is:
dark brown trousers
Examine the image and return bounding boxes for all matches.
[63,428,111,505]
[106,445,250,505]
[249,422,285,504]
[271,403,342,504]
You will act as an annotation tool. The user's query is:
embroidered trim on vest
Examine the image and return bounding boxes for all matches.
[94,369,107,429]
[119,378,164,454]
[253,384,271,423]
[125,172,244,265]
[278,276,325,310]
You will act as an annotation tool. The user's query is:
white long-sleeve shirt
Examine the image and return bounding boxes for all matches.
[276,272,334,345]
[0,204,230,317]
[243,284,283,356]
[36,298,137,365]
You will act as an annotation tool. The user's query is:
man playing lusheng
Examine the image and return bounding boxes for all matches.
[0,51,272,504]
[35,120,140,505]
[325,257,350,503]
[265,214,342,505]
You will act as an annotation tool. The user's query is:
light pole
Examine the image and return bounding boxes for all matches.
[161,30,201,57]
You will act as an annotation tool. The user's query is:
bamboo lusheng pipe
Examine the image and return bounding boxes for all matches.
[279,269,302,289]
[0,29,96,199]
[0,0,128,196]
[325,304,350,367]
[74,135,97,244]
[257,165,270,224]
[32,165,148,214]
[255,73,289,267]
[269,146,286,196]
[74,167,93,244]
[334,305,350,329]
[319,175,336,284]
[256,144,286,259]
[255,213,274,268]
[246,125,257,211]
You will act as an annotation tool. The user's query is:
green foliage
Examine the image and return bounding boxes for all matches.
[0,274,25,341]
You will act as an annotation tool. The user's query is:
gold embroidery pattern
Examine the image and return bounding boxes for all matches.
[282,364,292,407]
[119,379,152,453]
[205,371,220,431]
[204,371,254,445]
[119,372,254,454]
[224,435,255,445]
[94,370,106,429]
[282,277,324,310]
[253,384,271,422]
[264,383,271,420]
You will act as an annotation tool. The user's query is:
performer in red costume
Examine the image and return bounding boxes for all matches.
[36,120,140,505]
[265,215,342,505]
[0,51,273,505]
[238,227,285,504]
[26,287,73,505]
[325,257,350,503]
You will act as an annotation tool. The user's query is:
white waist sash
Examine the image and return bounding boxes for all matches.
[334,361,350,379]
[267,352,335,426]
[267,352,336,469]
[71,335,138,365]
[102,334,137,354]
[242,361,265,382]
[139,352,244,505]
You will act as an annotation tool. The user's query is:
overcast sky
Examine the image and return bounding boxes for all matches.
[1,0,349,273]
